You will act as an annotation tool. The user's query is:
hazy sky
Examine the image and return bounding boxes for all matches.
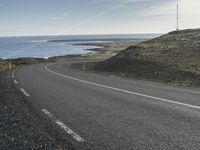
[0,0,199,36]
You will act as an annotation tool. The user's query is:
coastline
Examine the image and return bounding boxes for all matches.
[0,39,143,68]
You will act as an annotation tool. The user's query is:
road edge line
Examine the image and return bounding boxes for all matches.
[42,109,85,142]
[45,64,200,110]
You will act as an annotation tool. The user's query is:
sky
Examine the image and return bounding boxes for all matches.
[0,0,199,36]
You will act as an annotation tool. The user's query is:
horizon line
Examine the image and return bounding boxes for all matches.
[0,32,164,38]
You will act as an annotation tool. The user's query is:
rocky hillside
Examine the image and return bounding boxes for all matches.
[95,28,200,87]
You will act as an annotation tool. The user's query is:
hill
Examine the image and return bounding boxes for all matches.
[95,28,200,87]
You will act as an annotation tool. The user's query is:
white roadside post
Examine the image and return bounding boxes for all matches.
[7,62,12,71]
[83,64,86,72]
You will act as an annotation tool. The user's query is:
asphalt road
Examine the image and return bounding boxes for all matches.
[14,61,200,150]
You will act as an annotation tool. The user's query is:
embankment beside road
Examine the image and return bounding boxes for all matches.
[94,29,200,87]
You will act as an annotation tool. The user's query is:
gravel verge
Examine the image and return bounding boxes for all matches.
[0,71,73,150]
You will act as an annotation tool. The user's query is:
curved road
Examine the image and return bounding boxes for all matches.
[14,61,200,150]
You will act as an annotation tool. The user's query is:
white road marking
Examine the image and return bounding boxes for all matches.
[14,79,18,84]
[20,88,30,97]
[12,75,14,78]
[45,64,200,110]
[42,109,85,142]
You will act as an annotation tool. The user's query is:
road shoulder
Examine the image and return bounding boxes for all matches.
[0,71,73,150]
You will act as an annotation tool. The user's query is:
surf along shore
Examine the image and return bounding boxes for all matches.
[0,39,143,69]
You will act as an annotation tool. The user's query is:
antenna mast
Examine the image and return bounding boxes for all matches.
[176,1,179,31]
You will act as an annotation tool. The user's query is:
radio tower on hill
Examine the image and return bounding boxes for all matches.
[176,0,179,31]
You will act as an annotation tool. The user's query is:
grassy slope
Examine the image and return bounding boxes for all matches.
[95,29,200,87]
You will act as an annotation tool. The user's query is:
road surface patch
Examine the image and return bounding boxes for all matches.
[13,79,18,84]
[42,109,85,142]
[45,64,200,110]
[20,88,30,97]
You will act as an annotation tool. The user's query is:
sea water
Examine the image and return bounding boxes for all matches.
[0,34,160,59]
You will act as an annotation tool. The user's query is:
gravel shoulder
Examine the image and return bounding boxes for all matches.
[0,71,73,150]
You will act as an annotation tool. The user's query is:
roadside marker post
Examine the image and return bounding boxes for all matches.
[83,64,86,72]
[8,62,12,70]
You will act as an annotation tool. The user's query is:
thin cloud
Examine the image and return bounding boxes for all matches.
[51,12,69,20]
[88,0,176,21]
[61,12,69,17]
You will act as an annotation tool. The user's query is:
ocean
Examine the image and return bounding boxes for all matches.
[0,34,161,59]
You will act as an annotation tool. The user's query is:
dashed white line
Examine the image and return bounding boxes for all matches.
[45,64,200,110]
[14,79,18,84]
[20,88,30,97]
[42,109,85,142]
